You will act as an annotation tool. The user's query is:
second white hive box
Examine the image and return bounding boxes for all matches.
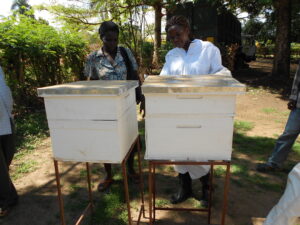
[142,75,246,161]
[38,80,139,163]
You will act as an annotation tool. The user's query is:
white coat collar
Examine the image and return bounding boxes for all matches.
[172,39,202,56]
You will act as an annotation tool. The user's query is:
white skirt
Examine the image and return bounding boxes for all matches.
[174,165,210,179]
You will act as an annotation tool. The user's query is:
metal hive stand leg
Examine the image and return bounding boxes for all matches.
[53,160,94,225]
[122,135,146,225]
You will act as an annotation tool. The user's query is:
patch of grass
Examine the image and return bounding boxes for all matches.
[15,111,49,150]
[65,199,88,211]
[14,149,33,160]
[164,165,175,173]
[69,184,81,192]
[113,173,123,181]
[280,111,290,116]
[155,199,169,207]
[274,119,284,123]
[12,111,49,161]
[92,186,127,225]
[231,164,248,176]
[91,166,101,175]
[68,184,82,199]
[262,108,277,114]
[186,198,206,209]
[233,132,275,156]
[214,164,248,178]
[12,160,38,180]
[79,169,87,178]
[245,174,283,192]
[11,112,49,180]
[293,142,300,156]
[214,166,226,177]
[234,120,255,133]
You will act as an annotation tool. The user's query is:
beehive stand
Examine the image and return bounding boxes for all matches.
[148,160,231,225]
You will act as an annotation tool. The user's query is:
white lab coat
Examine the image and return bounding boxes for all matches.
[160,39,231,179]
[264,163,300,225]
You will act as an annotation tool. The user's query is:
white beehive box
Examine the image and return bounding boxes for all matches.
[38,80,139,163]
[142,75,246,161]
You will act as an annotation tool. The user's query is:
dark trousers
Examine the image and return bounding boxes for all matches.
[0,120,18,207]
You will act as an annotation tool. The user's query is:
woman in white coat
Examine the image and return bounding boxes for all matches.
[160,15,231,206]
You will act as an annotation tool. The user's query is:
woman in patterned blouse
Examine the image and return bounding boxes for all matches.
[84,21,143,192]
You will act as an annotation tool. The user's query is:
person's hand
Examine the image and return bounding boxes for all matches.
[287,100,296,110]
[139,96,145,118]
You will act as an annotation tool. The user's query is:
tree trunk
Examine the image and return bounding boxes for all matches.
[152,2,162,68]
[272,0,291,79]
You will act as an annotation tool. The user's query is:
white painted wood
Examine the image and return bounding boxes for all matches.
[142,75,245,161]
[43,89,135,121]
[145,94,236,115]
[39,81,139,163]
[48,104,138,163]
[145,115,234,161]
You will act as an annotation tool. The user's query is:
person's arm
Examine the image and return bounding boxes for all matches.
[84,53,99,80]
[288,62,300,110]
[160,53,171,75]
[0,66,13,116]
[125,48,138,72]
[210,47,232,77]
[125,48,146,116]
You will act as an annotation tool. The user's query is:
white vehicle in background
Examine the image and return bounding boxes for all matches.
[241,34,256,62]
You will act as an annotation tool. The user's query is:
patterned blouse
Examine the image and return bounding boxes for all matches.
[84,47,138,80]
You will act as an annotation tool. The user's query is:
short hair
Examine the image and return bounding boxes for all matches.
[98,21,119,38]
[165,15,191,33]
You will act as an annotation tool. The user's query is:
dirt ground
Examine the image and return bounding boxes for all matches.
[1,58,300,225]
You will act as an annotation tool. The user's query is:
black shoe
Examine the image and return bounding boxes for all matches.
[0,198,18,218]
[171,173,193,204]
[256,163,279,173]
[171,190,193,204]
[200,190,209,208]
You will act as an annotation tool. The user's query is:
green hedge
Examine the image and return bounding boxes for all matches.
[0,15,88,113]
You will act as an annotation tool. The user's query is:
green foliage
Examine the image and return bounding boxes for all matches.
[242,17,276,43]
[0,14,88,113]
[11,0,32,16]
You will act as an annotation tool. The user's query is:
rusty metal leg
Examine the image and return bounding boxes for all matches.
[122,159,132,225]
[53,160,66,225]
[221,162,231,225]
[207,164,214,225]
[137,136,145,219]
[153,164,156,222]
[149,162,153,225]
[86,163,93,211]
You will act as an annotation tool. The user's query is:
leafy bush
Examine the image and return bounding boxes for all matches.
[0,14,88,113]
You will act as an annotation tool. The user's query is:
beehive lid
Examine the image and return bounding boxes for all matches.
[38,80,138,96]
[142,75,245,94]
